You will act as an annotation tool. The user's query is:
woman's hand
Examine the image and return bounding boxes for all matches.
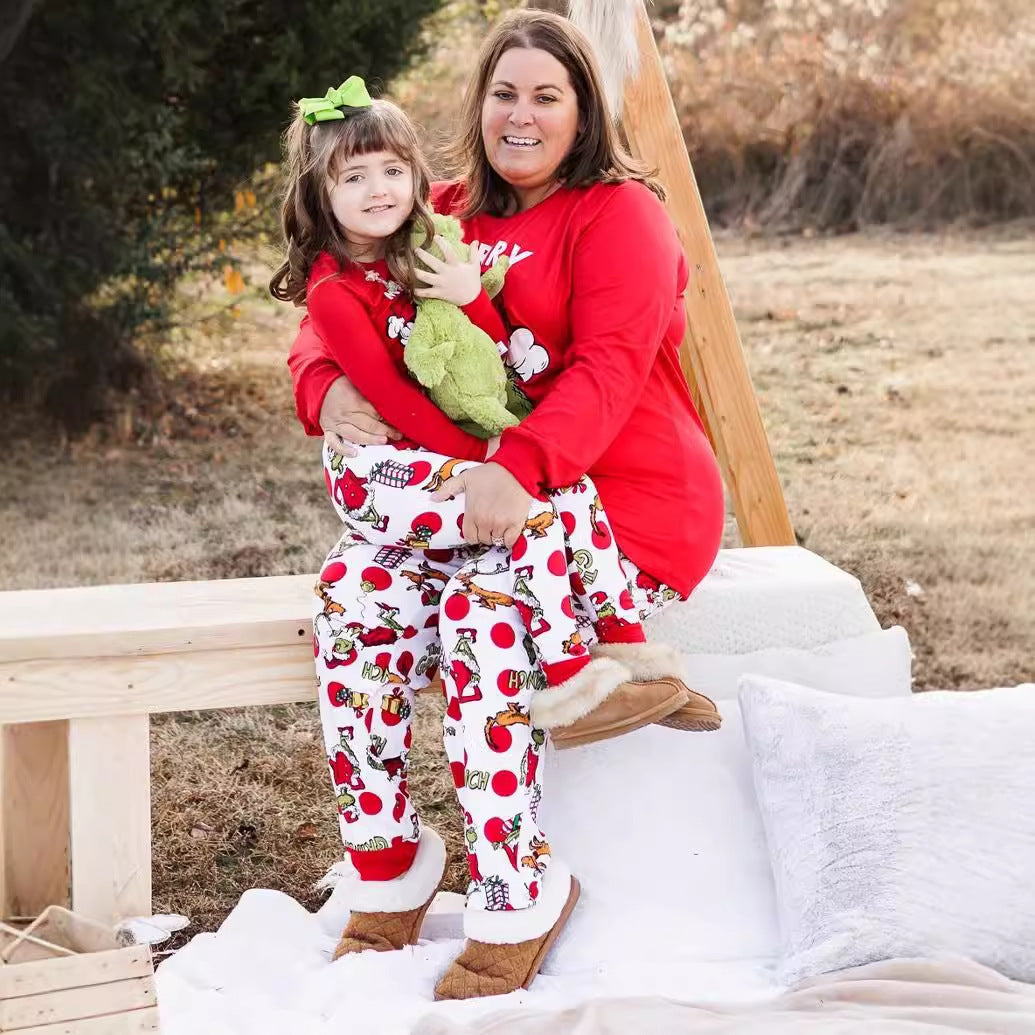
[431,462,532,548]
[320,376,400,456]
[414,237,482,307]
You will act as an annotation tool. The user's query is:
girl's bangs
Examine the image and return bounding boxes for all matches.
[318,107,420,180]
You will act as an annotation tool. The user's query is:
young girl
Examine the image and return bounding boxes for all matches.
[269,80,694,962]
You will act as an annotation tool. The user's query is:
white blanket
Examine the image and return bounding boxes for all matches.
[415,957,1035,1035]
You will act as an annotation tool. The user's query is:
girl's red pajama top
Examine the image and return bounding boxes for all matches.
[290,180,725,596]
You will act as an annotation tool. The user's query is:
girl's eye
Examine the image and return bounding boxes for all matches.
[386,167,405,177]
[344,174,362,184]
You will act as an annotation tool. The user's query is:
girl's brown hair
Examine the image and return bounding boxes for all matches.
[443,9,664,218]
[269,98,435,305]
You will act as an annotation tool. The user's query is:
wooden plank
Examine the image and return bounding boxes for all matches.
[0,974,156,1030]
[15,1005,160,1035]
[0,573,317,663]
[17,1007,161,1035]
[0,723,70,919]
[621,2,795,547]
[0,946,152,999]
[68,717,151,925]
[0,643,317,725]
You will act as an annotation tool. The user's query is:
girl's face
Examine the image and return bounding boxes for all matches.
[481,47,580,211]
[327,149,415,261]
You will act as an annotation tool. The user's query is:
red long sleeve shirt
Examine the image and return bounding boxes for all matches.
[290,181,725,594]
[301,252,509,462]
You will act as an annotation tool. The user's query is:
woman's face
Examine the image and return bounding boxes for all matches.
[480,46,580,210]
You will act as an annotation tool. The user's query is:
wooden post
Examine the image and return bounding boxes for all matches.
[0,723,70,919]
[621,2,795,547]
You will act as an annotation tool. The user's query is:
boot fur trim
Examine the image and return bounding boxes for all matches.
[591,641,687,682]
[315,828,446,913]
[529,657,631,730]
[463,861,573,944]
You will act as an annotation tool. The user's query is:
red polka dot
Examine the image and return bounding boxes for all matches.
[484,817,508,843]
[560,511,576,536]
[547,550,567,576]
[491,622,516,648]
[486,725,513,753]
[444,593,470,621]
[426,548,454,563]
[359,792,382,815]
[561,595,575,619]
[397,651,414,677]
[312,635,319,658]
[413,511,443,535]
[492,770,518,796]
[402,625,418,639]
[408,460,432,485]
[393,792,406,821]
[375,651,392,670]
[457,513,466,533]
[592,524,613,549]
[512,535,527,561]
[619,589,634,611]
[497,669,524,697]
[450,761,466,788]
[327,682,346,707]
[404,728,413,750]
[321,561,346,584]
[324,469,333,496]
[362,567,392,591]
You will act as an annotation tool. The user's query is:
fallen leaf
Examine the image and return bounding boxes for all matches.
[190,822,213,840]
[294,822,319,842]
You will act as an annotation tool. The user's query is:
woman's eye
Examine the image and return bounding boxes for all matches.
[493,91,514,101]
[537,95,557,104]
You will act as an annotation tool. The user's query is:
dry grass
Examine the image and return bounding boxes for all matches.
[1,227,1032,943]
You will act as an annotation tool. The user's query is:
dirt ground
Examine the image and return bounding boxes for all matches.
[2,229,1032,937]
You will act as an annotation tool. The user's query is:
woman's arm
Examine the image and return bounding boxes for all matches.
[490,185,687,493]
[307,281,488,461]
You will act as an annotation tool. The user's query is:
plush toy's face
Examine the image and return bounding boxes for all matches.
[413,213,466,264]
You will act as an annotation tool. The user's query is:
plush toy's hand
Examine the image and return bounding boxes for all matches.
[415,237,482,307]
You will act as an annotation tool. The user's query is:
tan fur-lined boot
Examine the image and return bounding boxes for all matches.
[321,828,446,960]
[593,642,722,732]
[530,655,688,748]
[435,865,581,1001]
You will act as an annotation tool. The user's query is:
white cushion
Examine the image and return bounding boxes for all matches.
[738,676,1035,984]
[645,547,879,655]
[540,626,913,976]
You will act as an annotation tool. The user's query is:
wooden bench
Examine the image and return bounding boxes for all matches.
[0,550,879,927]
[0,575,321,926]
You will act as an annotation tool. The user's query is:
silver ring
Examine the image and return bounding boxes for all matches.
[490,535,506,548]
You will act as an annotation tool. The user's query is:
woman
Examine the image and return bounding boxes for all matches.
[290,10,725,1000]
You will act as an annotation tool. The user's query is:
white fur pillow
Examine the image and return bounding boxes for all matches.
[739,676,1035,984]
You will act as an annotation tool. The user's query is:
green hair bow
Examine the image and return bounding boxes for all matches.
[298,76,372,125]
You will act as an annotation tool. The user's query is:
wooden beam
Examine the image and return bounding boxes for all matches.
[68,716,152,924]
[1,723,70,919]
[621,2,795,547]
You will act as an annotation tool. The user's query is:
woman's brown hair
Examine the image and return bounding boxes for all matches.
[269,98,436,306]
[443,8,664,218]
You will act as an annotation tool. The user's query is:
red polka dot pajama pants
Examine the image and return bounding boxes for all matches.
[314,442,651,920]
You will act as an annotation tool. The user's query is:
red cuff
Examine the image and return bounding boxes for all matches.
[460,290,506,347]
[348,837,419,881]
[489,436,545,496]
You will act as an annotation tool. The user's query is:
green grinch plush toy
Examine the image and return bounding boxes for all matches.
[406,213,532,439]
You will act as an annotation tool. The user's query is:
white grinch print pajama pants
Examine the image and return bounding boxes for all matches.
[313,442,667,926]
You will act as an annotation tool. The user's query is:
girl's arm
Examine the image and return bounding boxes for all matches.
[460,289,508,351]
[307,280,489,462]
[490,185,687,493]
[287,314,343,437]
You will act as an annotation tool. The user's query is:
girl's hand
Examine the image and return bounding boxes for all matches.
[320,376,400,456]
[414,237,482,307]
[431,462,532,548]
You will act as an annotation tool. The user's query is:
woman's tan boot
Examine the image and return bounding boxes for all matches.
[594,641,722,732]
[435,864,580,1000]
[319,828,446,960]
